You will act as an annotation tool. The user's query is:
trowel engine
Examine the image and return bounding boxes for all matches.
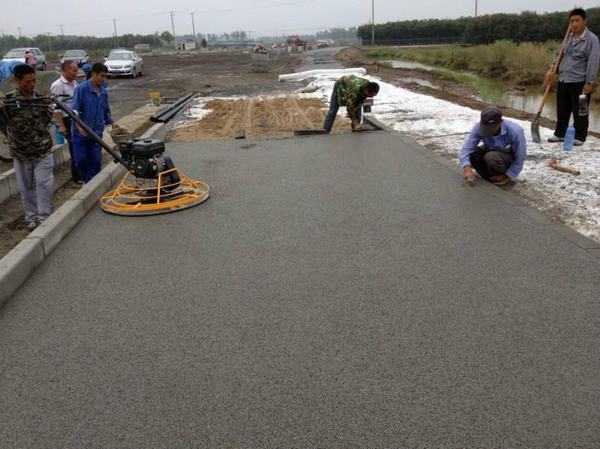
[118,138,180,188]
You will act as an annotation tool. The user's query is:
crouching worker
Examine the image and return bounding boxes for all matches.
[0,64,54,230]
[460,107,527,185]
[70,63,118,183]
[323,75,379,133]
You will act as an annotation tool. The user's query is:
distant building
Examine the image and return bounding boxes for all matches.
[134,43,151,50]
[177,41,197,51]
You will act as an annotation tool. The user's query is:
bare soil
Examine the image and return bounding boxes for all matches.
[107,51,301,120]
[170,97,349,142]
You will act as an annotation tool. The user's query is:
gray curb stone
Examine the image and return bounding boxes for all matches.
[70,171,113,213]
[0,238,45,305]
[28,199,86,257]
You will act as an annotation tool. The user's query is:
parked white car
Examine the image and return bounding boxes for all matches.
[2,47,47,71]
[105,49,143,78]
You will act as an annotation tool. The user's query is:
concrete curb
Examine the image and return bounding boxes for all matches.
[364,115,600,259]
[0,123,165,309]
[0,143,70,204]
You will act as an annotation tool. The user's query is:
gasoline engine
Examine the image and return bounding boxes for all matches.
[117,138,181,190]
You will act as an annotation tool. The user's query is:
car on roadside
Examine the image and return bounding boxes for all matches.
[60,49,90,67]
[104,49,143,78]
[2,47,47,71]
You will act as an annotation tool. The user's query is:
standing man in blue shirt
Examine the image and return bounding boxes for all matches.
[70,63,118,183]
[460,107,527,186]
[545,8,600,145]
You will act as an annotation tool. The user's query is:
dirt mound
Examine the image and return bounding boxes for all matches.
[169,96,351,142]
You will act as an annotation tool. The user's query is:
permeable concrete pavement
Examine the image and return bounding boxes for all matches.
[1,132,599,448]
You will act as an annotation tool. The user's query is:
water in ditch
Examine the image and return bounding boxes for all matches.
[381,59,600,133]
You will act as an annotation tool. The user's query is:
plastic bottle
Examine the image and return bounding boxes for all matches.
[54,125,65,145]
[578,95,589,116]
[563,125,575,151]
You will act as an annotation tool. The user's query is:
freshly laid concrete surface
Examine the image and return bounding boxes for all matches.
[1,132,599,448]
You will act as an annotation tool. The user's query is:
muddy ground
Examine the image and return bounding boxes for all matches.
[107,51,301,119]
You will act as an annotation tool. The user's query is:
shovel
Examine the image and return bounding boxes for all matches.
[531,26,572,143]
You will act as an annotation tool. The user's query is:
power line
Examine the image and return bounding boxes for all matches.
[0,0,317,37]
[192,0,314,15]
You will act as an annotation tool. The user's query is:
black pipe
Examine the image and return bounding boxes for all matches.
[150,93,194,122]
[51,95,130,169]
[150,93,195,123]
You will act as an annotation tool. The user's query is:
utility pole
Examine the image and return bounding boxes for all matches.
[17,26,22,45]
[170,11,176,45]
[475,0,478,17]
[45,33,52,52]
[113,19,118,47]
[60,24,64,37]
[191,12,197,44]
[371,0,375,46]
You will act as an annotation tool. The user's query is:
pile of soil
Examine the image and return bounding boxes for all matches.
[169,97,350,142]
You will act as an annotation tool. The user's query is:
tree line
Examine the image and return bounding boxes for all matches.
[0,29,253,54]
[358,7,600,45]
[0,33,163,54]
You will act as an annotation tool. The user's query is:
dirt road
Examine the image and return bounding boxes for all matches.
[107,51,301,119]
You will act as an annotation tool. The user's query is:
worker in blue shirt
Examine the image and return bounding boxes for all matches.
[460,107,527,186]
[70,63,119,183]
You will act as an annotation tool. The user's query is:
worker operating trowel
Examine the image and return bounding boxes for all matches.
[459,107,528,186]
[323,75,379,133]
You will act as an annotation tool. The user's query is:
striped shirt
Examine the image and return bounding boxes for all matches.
[50,76,78,118]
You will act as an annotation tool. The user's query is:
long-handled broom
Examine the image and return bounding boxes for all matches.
[531,26,572,143]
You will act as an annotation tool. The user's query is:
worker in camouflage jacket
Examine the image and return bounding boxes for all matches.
[0,64,54,230]
[323,75,379,133]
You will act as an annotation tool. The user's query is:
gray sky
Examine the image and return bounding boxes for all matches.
[2,0,598,38]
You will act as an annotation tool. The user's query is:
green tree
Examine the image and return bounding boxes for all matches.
[160,31,174,44]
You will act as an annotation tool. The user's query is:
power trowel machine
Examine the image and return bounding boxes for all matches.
[52,95,210,216]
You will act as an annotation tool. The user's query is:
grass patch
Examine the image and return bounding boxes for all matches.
[366,41,557,85]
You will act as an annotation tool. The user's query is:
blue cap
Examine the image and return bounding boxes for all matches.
[81,63,92,73]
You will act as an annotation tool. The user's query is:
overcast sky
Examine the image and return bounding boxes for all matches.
[2,0,597,38]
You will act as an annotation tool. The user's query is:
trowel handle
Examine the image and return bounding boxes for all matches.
[51,95,130,169]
